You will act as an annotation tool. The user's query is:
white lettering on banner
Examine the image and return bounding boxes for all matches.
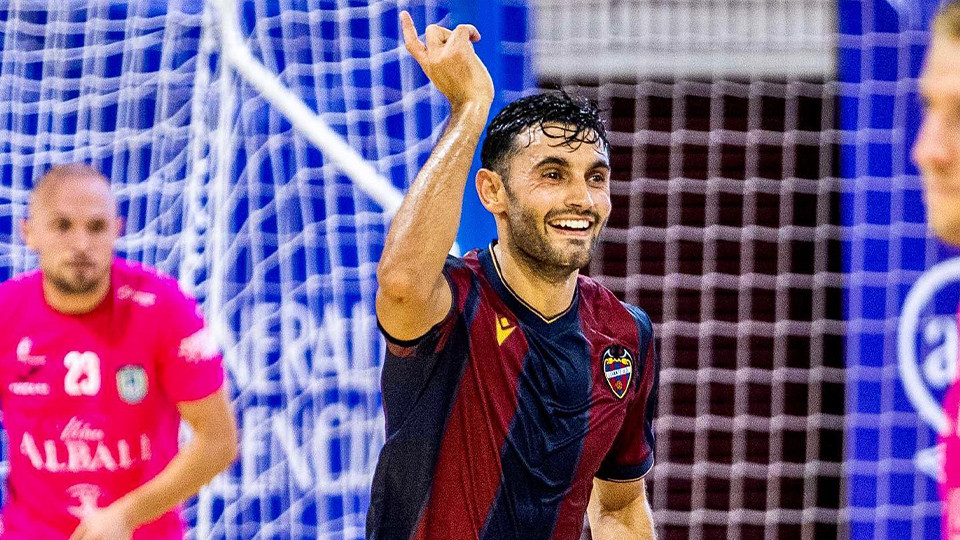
[897,257,960,480]
[226,302,381,394]
[19,431,152,473]
[8,382,50,396]
[922,316,958,390]
[205,403,383,497]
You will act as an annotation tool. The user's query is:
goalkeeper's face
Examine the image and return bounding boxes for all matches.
[24,173,121,296]
[914,33,960,245]
[497,124,611,277]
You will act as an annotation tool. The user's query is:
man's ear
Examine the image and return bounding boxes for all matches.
[20,218,33,250]
[477,168,507,214]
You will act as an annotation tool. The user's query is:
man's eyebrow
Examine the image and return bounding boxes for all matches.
[534,156,571,169]
[589,159,611,171]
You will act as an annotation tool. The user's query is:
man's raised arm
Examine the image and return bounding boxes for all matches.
[375,12,494,341]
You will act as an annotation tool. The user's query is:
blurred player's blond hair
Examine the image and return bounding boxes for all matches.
[934,0,960,37]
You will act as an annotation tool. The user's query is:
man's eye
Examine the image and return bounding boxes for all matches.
[544,171,560,180]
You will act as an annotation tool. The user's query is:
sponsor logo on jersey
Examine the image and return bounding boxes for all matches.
[495,315,516,346]
[897,257,960,478]
[66,483,102,518]
[61,417,105,441]
[8,381,50,396]
[116,285,156,307]
[178,327,220,363]
[116,365,148,405]
[16,337,45,366]
[19,428,152,473]
[602,345,634,400]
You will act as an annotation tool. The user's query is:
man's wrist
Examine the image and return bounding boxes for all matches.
[108,496,141,532]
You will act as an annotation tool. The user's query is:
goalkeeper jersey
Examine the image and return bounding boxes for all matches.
[943,307,960,539]
[0,258,225,539]
[367,244,660,540]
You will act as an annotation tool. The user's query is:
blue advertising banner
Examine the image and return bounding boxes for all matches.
[842,0,960,537]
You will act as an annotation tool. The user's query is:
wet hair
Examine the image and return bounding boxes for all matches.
[480,91,608,180]
[935,0,960,38]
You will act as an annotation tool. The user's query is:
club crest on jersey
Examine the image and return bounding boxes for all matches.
[602,345,634,400]
[116,365,147,405]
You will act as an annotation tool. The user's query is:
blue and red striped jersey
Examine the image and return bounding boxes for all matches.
[367,245,660,540]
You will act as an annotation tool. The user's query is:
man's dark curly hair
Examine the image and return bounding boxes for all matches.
[480,92,608,180]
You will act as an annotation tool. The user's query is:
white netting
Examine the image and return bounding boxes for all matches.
[9,0,944,538]
[533,1,845,539]
[0,1,531,539]
[838,0,958,538]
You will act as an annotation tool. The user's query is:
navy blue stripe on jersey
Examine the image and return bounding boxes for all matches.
[479,319,594,540]
[367,259,481,540]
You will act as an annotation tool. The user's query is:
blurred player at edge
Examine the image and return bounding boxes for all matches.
[0,164,238,539]
[914,1,960,537]
[367,11,660,540]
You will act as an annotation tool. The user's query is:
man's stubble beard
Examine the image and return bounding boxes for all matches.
[47,266,106,295]
[504,197,604,284]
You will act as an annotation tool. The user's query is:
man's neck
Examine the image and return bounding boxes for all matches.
[42,279,111,315]
[493,242,578,319]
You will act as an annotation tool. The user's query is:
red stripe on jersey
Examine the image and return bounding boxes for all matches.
[548,284,643,540]
[412,285,530,539]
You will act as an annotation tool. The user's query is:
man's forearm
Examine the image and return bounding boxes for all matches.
[108,432,236,530]
[377,101,490,296]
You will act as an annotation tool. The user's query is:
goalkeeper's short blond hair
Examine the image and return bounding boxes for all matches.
[934,0,960,38]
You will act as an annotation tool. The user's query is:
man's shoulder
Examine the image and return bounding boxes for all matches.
[112,259,192,309]
[576,274,623,311]
[577,275,653,334]
[0,269,40,303]
[443,251,484,291]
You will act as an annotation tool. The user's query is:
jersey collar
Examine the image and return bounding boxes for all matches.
[479,241,580,330]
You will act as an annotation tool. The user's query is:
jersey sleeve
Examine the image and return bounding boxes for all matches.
[156,281,225,403]
[377,255,473,357]
[595,304,660,482]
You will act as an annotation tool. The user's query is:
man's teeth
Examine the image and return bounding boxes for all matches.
[553,219,590,230]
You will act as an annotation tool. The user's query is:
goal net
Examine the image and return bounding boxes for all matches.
[0,1,531,539]
[0,0,949,538]
[534,1,845,538]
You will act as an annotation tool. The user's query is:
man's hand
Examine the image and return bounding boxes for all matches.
[400,11,494,110]
[68,504,133,540]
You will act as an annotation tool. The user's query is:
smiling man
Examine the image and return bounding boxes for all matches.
[367,12,660,540]
[0,164,238,539]
[914,2,960,537]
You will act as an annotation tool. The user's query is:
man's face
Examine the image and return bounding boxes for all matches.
[914,33,960,245]
[500,124,612,277]
[23,175,121,295]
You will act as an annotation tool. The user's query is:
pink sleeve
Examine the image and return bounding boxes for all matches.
[157,283,225,403]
